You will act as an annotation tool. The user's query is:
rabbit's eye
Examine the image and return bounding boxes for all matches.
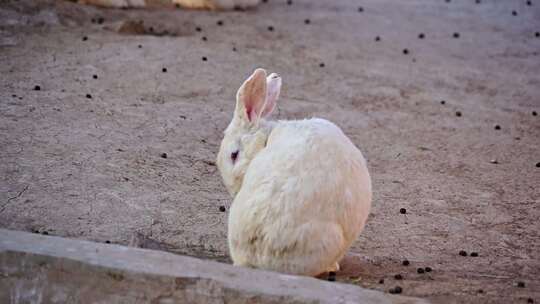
[231,150,239,163]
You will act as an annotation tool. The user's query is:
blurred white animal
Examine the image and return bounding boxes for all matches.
[217,68,372,276]
[77,0,259,10]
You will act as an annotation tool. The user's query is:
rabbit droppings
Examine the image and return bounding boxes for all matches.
[217,68,372,277]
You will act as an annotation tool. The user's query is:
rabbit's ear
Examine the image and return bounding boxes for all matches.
[235,68,268,125]
[261,73,281,118]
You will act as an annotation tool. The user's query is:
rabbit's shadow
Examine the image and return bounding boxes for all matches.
[317,253,382,283]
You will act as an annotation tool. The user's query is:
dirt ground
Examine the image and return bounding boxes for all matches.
[1,0,539,303]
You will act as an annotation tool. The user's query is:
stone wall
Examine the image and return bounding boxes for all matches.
[0,229,427,304]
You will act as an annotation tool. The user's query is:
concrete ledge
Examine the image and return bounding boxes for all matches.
[0,229,428,304]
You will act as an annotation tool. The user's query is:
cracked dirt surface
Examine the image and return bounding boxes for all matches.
[0,0,539,303]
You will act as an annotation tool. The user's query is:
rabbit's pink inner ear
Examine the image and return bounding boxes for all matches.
[245,104,257,122]
[244,83,267,123]
[238,69,268,123]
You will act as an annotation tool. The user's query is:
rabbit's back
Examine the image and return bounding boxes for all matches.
[228,118,372,275]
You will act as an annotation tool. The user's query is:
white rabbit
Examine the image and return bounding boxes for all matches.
[217,68,372,276]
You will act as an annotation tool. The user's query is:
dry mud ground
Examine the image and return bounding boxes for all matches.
[1,0,539,303]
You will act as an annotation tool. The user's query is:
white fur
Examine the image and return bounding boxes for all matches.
[217,68,372,276]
